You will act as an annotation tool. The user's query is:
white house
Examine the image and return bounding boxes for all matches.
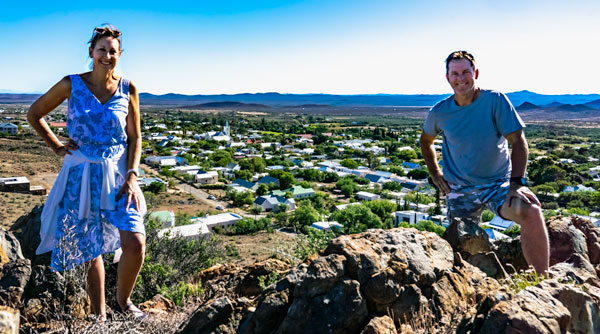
[145,156,177,167]
[195,171,219,184]
[394,210,429,225]
[195,213,243,232]
[356,191,380,201]
[158,223,210,239]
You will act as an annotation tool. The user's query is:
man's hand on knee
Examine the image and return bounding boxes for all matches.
[506,184,541,208]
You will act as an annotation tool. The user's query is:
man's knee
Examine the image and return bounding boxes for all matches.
[509,200,543,225]
[122,233,146,255]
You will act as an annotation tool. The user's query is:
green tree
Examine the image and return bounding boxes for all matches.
[279,172,295,190]
[256,184,269,196]
[340,158,359,169]
[210,150,233,167]
[362,200,397,222]
[407,169,429,180]
[235,169,253,181]
[292,201,320,232]
[481,209,495,222]
[331,204,383,234]
[250,205,264,220]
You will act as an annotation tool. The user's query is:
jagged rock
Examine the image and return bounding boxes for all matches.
[538,279,600,334]
[443,218,491,257]
[294,254,345,298]
[492,236,529,272]
[0,229,23,266]
[240,259,292,297]
[360,315,396,334]
[0,258,31,307]
[0,306,19,334]
[465,252,507,279]
[177,296,234,334]
[547,216,589,265]
[9,205,50,266]
[548,254,600,287]
[275,278,368,334]
[139,294,176,315]
[572,216,600,265]
[245,290,289,334]
[479,286,571,333]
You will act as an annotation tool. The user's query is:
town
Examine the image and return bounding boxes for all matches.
[2,104,600,246]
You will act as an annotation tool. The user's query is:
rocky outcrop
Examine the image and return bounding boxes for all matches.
[0,230,24,267]
[179,216,600,334]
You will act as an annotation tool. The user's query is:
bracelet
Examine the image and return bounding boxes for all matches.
[126,169,139,177]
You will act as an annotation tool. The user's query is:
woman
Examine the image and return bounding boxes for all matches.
[27,25,147,321]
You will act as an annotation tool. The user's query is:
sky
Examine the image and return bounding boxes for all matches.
[1,0,599,95]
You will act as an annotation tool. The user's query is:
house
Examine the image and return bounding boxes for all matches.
[231,178,256,191]
[170,165,203,175]
[356,191,380,201]
[158,223,210,240]
[487,216,517,232]
[145,156,177,167]
[0,176,30,193]
[256,176,280,187]
[365,174,386,183]
[138,177,167,189]
[311,221,343,231]
[430,215,449,227]
[394,210,429,225]
[334,202,361,211]
[195,171,219,184]
[254,195,296,212]
[195,213,243,232]
[149,211,176,228]
[563,184,595,193]
[0,122,18,134]
[282,185,315,199]
[484,228,509,241]
[401,162,422,171]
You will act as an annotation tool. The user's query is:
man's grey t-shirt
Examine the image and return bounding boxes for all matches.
[423,89,525,186]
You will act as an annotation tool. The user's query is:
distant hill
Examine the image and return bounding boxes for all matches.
[181,101,271,109]
[2,91,600,109]
[516,102,538,110]
[584,99,600,109]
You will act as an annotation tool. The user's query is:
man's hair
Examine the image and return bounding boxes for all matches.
[445,51,476,73]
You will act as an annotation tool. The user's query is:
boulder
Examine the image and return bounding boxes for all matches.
[492,236,529,272]
[0,230,23,267]
[478,286,571,333]
[443,218,491,257]
[547,216,589,266]
[9,205,50,266]
[0,258,31,307]
[0,306,19,334]
[360,316,397,334]
[138,294,176,315]
[538,279,600,334]
[177,296,234,334]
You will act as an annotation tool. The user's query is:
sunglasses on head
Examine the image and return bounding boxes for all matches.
[93,27,121,38]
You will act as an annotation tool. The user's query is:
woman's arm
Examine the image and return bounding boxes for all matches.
[27,76,77,155]
[117,81,142,210]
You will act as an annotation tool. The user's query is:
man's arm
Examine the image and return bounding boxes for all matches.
[505,129,540,206]
[420,131,450,194]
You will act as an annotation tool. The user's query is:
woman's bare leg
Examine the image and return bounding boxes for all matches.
[116,230,146,309]
[87,255,106,320]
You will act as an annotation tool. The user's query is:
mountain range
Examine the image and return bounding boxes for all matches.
[1,90,599,109]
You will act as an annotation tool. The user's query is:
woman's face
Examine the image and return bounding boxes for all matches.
[89,36,121,72]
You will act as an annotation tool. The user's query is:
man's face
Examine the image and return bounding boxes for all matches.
[446,59,479,95]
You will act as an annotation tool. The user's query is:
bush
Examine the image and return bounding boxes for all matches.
[398,220,445,237]
[504,225,521,237]
[111,218,225,305]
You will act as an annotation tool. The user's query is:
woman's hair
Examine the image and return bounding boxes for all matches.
[89,24,122,51]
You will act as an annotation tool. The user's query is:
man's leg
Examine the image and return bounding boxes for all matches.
[499,198,549,274]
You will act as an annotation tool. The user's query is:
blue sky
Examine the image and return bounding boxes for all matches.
[2,0,599,95]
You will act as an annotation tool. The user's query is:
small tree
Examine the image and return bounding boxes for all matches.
[256,184,269,196]
[250,205,264,220]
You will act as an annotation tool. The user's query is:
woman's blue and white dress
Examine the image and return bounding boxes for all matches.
[37,74,146,271]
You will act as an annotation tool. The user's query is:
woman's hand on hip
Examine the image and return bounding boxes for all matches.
[117,174,140,212]
[53,139,79,156]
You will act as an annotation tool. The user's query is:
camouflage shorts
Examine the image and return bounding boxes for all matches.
[446,180,510,225]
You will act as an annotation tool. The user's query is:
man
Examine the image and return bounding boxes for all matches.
[420,51,549,274]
